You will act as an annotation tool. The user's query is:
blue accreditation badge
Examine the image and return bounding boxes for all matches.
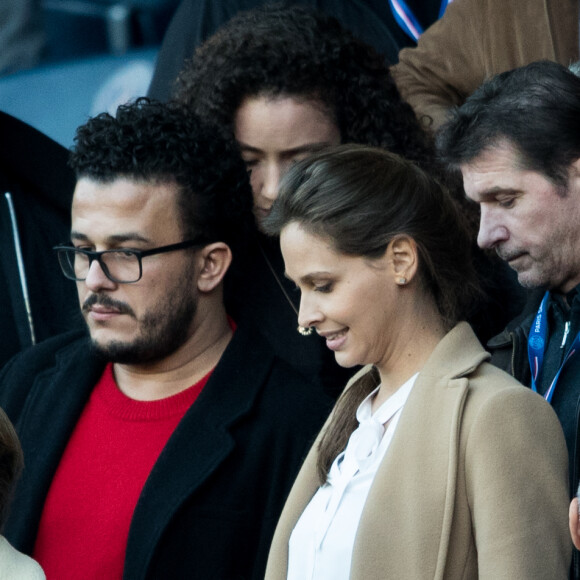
[528,291,580,403]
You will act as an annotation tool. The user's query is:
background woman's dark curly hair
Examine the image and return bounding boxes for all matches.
[173,3,433,169]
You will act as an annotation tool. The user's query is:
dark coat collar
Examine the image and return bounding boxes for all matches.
[124,323,276,578]
[6,323,276,575]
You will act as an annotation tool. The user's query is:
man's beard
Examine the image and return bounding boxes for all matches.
[87,277,198,365]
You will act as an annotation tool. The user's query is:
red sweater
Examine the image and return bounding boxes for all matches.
[33,363,210,579]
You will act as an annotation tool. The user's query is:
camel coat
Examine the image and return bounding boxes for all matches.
[265,322,572,579]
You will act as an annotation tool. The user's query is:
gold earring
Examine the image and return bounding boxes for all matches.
[297,326,313,336]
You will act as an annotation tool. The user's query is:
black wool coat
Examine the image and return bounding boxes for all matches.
[0,324,333,580]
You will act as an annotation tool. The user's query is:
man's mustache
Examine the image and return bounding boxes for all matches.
[82,294,136,317]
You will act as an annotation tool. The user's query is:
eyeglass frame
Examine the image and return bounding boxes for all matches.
[53,239,205,284]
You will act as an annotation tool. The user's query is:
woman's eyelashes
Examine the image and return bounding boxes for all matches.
[314,282,332,293]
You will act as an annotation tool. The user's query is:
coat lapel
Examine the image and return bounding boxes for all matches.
[351,323,489,579]
[124,325,276,579]
[266,323,490,580]
[351,374,469,578]
[6,336,103,553]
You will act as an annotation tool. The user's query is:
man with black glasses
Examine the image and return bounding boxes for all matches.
[0,99,331,580]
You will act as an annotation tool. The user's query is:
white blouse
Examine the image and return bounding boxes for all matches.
[287,373,418,580]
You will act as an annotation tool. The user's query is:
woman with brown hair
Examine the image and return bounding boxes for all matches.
[263,145,571,579]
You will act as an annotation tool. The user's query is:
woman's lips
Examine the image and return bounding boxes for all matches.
[319,328,348,351]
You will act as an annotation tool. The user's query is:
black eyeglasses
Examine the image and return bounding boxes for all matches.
[53,239,203,284]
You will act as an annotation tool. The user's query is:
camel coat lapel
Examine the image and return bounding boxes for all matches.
[265,322,571,579]
[350,327,484,579]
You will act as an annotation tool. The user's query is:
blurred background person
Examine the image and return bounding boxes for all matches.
[0,0,45,76]
[0,112,80,370]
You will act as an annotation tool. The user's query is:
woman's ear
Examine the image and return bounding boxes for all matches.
[387,235,419,285]
[197,242,232,292]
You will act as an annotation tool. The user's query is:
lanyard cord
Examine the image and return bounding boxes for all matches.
[388,0,453,41]
[528,291,580,403]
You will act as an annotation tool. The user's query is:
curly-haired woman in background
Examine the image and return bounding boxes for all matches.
[173,4,455,397]
[175,4,434,197]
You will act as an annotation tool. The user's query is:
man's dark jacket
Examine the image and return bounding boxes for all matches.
[488,288,580,492]
[487,288,580,580]
[0,324,333,579]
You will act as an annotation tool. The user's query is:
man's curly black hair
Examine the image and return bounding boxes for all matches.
[69,98,254,251]
[173,3,433,168]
